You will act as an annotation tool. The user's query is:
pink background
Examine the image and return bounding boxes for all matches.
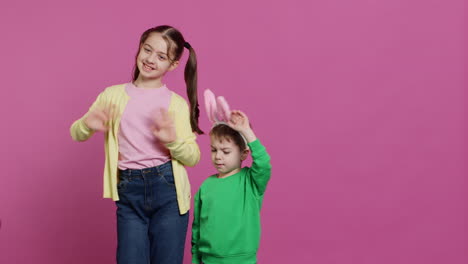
[0,0,466,263]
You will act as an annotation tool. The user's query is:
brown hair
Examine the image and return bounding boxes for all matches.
[132,25,203,134]
[210,124,247,151]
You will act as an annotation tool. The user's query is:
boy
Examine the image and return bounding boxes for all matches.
[191,110,272,264]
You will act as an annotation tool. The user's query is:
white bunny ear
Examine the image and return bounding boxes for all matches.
[204,89,218,123]
[216,96,231,122]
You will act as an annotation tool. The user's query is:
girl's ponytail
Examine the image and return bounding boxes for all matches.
[184,43,203,134]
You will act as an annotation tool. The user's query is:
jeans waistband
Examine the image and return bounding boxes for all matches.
[118,161,172,178]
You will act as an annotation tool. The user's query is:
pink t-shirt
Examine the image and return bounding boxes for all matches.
[118,82,173,170]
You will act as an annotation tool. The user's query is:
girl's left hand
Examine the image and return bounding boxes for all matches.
[152,108,177,144]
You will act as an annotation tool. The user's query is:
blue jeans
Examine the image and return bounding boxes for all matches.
[116,161,189,264]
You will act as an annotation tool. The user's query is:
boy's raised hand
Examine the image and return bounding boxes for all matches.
[84,104,117,132]
[228,110,257,143]
[152,108,177,144]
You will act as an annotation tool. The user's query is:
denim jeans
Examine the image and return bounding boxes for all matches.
[116,161,189,264]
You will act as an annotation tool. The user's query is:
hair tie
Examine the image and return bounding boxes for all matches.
[184,42,191,49]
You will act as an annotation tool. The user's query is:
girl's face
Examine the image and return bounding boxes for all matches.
[136,33,179,83]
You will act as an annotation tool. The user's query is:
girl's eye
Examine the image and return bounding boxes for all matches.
[211,149,216,153]
[159,55,167,60]
[223,152,230,155]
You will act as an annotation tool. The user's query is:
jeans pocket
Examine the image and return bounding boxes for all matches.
[160,172,175,187]
[117,178,129,193]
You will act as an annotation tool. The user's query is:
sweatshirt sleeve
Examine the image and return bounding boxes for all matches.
[247,139,272,197]
[191,189,202,264]
[165,97,201,167]
[70,91,106,142]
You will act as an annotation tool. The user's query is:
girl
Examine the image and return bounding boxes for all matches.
[70,25,202,264]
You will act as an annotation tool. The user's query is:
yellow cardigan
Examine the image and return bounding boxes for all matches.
[70,84,200,214]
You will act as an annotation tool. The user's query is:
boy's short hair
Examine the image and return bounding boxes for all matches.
[209,124,247,151]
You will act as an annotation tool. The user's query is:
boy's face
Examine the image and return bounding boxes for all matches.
[210,135,248,178]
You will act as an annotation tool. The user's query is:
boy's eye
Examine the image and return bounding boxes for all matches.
[158,55,167,60]
[144,48,151,53]
[223,151,230,155]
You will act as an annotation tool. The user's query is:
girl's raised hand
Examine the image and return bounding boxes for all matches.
[152,108,177,144]
[84,104,117,132]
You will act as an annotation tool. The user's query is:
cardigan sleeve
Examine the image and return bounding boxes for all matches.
[70,91,107,142]
[165,94,201,167]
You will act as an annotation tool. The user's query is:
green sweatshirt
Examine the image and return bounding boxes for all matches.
[191,139,272,264]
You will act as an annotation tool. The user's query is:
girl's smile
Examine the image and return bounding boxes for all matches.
[142,63,155,72]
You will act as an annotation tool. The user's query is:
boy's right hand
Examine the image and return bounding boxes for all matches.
[84,104,117,132]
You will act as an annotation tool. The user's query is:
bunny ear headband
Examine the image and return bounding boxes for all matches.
[204,89,248,148]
